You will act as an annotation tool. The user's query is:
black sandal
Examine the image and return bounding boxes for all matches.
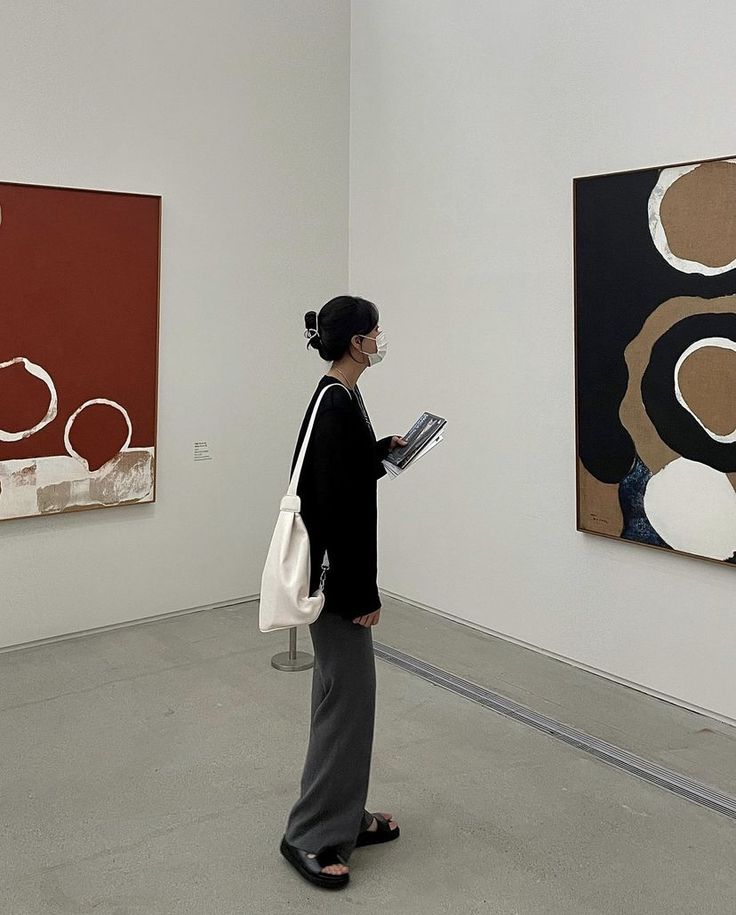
[279,836,350,889]
[354,812,401,848]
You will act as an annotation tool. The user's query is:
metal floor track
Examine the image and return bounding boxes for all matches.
[372,641,736,822]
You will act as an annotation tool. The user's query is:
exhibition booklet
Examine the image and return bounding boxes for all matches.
[381,411,446,479]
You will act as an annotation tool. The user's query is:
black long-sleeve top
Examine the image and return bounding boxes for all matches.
[289,374,392,620]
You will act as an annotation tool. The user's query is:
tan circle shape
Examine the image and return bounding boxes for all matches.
[619,294,736,488]
[678,344,736,438]
[660,161,736,269]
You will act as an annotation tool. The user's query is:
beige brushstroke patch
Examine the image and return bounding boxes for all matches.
[0,459,39,517]
[578,459,624,536]
[11,463,37,487]
[0,448,154,520]
[37,480,72,514]
[89,451,153,504]
[37,451,153,513]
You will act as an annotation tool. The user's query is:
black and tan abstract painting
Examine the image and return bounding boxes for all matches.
[575,154,736,564]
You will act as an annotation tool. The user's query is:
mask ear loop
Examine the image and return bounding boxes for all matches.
[356,327,381,353]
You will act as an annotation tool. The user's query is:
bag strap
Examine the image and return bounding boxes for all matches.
[286,383,350,496]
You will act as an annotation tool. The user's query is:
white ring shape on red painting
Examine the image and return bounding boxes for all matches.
[0,356,59,442]
[64,398,133,471]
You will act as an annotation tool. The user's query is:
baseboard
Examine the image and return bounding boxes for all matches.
[378,586,736,729]
[4,587,734,730]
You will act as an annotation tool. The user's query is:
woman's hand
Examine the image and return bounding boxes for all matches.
[390,436,409,450]
[353,610,381,627]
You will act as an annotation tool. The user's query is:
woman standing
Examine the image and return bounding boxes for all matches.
[279,296,407,890]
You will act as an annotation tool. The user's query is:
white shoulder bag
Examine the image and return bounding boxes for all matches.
[259,383,347,632]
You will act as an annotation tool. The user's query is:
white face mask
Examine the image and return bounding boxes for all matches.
[357,329,388,366]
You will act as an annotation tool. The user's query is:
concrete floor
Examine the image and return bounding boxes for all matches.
[1,595,734,914]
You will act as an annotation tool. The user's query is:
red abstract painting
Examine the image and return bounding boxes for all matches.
[0,181,160,521]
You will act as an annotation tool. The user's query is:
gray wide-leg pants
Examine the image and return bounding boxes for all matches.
[284,608,377,862]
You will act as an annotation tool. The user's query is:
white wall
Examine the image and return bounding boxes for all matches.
[350,0,736,723]
[0,0,350,647]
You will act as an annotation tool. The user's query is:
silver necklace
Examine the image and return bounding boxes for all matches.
[332,367,372,432]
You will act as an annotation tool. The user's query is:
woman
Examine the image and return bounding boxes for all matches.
[279,295,408,890]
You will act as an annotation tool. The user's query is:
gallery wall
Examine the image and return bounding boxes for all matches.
[349,0,736,723]
[4,0,735,727]
[0,1,350,647]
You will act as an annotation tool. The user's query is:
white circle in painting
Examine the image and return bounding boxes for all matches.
[0,356,58,442]
[674,337,736,443]
[64,398,133,470]
[644,458,736,560]
[648,160,736,275]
